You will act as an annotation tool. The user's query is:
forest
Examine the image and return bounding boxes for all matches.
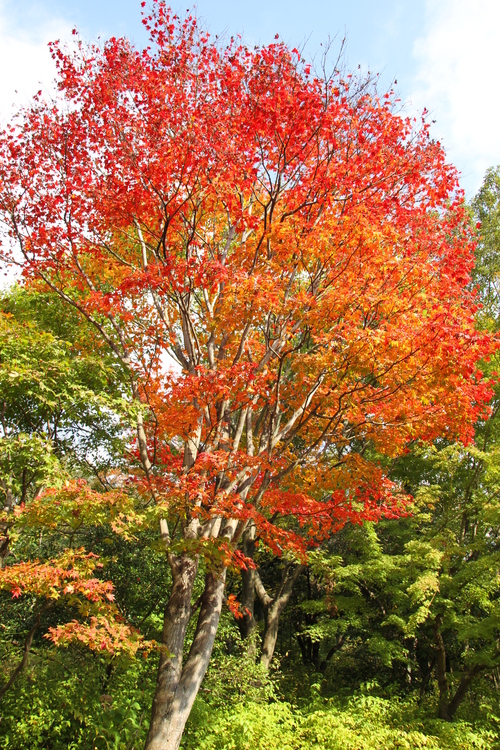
[1,3,500,748]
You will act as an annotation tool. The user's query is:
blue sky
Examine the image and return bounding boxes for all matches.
[0,0,498,197]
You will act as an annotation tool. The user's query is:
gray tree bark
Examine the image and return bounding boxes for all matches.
[144,562,226,750]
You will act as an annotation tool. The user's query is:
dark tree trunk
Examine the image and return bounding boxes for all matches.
[433,616,484,721]
[297,632,308,664]
[297,613,321,669]
[0,608,44,700]
[259,565,303,669]
[447,666,485,719]
[298,628,342,672]
[418,655,436,701]
[238,525,257,640]
[434,616,451,720]
[237,527,303,668]
[0,483,13,568]
[319,635,344,673]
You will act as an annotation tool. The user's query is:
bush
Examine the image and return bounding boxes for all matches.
[182,690,498,750]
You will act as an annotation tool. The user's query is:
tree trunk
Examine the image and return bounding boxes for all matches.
[260,565,303,669]
[433,616,450,720]
[0,609,43,699]
[144,553,199,749]
[319,635,344,673]
[238,525,257,640]
[261,601,281,670]
[144,564,226,750]
[448,666,485,719]
[0,483,13,568]
[418,655,436,701]
[432,616,484,721]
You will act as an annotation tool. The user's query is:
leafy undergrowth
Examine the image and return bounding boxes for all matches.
[0,645,154,750]
[179,625,498,750]
[182,693,497,750]
[1,634,498,750]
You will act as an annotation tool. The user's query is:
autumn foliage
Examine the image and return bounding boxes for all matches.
[0,2,494,747]
[0,548,148,656]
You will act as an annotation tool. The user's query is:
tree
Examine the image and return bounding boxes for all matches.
[0,287,127,506]
[0,286,128,563]
[0,287,141,702]
[0,4,493,748]
[472,166,500,324]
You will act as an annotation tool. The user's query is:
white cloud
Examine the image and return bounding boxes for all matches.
[0,2,73,125]
[411,0,500,197]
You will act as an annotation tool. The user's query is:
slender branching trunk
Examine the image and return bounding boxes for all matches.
[433,615,484,721]
[258,564,303,669]
[447,666,485,719]
[433,616,450,720]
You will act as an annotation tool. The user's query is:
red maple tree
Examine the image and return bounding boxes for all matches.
[0,4,494,747]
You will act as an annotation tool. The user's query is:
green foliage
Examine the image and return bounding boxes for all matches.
[0,646,155,750]
[181,687,497,750]
[0,433,65,502]
[473,166,500,325]
[1,629,497,750]
[0,286,129,501]
[281,431,500,705]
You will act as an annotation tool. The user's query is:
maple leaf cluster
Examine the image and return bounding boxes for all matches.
[0,548,150,655]
[0,548,112,601]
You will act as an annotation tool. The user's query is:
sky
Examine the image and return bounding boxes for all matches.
[0,0,499,198]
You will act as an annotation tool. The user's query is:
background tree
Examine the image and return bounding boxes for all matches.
[0,287,127,505]
[0,286,141,701]
[472,166,500,324]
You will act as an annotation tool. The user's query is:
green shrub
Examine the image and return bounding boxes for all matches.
[182,691,498,750]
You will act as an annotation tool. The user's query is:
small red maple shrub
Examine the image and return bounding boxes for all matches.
[0,3,494,748]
